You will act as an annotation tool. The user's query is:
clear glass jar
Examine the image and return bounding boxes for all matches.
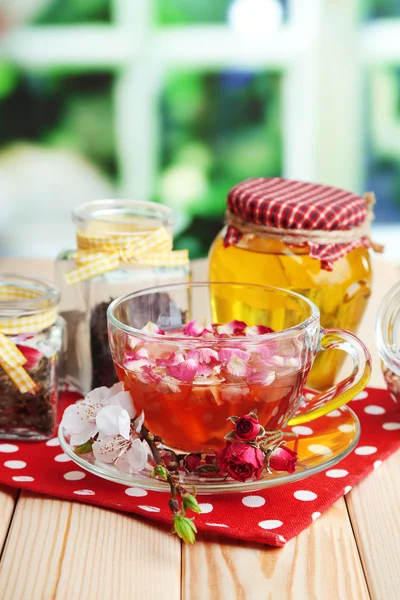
[0,274,65,440]
[56,200,191,394]
[376,281,400,403]
[209,234,372,390]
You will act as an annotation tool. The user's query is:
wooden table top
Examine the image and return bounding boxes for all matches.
[0,256,399,600]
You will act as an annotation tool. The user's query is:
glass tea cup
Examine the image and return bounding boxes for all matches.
[108,282,371,454]
[376,281,400,402]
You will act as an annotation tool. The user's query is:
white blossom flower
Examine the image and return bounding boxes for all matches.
[96,405,131,441]
[92,408,148,473]
[61,382,134,446]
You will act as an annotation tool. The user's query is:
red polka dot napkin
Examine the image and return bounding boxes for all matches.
[0,387,399,547]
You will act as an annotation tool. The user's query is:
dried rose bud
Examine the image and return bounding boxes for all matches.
[161,450,179,471]
[216,441,264,482]
[234,414,261,441]
[269,446,298,474]
[183,453,202,472]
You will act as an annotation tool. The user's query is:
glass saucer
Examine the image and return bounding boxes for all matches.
[58,401,360,495]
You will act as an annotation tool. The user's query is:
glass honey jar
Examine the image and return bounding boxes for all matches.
[209,178,383,390]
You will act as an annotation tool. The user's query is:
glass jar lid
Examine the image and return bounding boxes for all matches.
[226,178,368,231]
[224,178,383,270]
[72,199,173,237]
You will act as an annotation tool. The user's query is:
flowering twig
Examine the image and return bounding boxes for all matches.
[61,379,300,546]
[140,423,200,543]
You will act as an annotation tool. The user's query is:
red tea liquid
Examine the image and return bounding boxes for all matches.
[115,363,309,453]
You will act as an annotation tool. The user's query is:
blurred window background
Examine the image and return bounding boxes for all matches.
[0,0,399,260]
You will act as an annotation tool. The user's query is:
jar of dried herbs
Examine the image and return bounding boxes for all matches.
[56,199,190,394]
[0,275,65,440]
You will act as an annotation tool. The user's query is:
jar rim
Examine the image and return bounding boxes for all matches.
[0,273,60,315]
[72,199,173,235]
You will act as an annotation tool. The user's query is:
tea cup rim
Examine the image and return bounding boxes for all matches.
[107,281,320,345]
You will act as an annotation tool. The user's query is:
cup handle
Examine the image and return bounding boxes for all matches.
[288,328,372,426]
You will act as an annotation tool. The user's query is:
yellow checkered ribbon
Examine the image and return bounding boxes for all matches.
[0,286,57,394]
[65,226,189,285]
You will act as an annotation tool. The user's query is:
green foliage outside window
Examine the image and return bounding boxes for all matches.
[33,0,110,24]
[0,0,398,259]
[156,0,231,25]
[361,0,400,20]
[157,71,282,255]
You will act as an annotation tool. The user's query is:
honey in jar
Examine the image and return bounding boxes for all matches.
[209,178,383,390]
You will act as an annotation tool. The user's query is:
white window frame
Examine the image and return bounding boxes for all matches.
[0,0,398,203]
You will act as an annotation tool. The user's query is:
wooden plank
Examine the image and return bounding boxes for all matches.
[0,492,181,600]
[183,499,369,600]
[0,485,18,552]
[346,450,400,600]
[342,256,400,599]
[343,257,400,598]
[0,492,73,600]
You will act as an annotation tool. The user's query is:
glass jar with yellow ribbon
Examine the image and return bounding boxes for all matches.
[56,199,190,394]
[0,274,65,441]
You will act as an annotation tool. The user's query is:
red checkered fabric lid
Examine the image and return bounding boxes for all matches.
[224,178,374,271]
